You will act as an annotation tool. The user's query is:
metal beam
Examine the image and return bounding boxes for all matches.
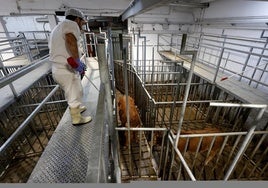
[121,0,173,21]
[170,2,209,8]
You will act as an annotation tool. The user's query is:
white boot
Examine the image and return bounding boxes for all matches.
[79,105,87,113]
[70,107,92,125]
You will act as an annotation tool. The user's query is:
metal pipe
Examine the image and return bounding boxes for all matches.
[174,33,197,146]
[219,61,268,82]
[201,41,268,59]
[213,35,226,83]
[107,28,121,183]
[223,125,256,180]
[83,74,100,92]
[115,127,167,131]
[210,102,267,109]
[238,132,268,178]
[0,57,48,89]
[122,46,133,176]
[0,60,18,97]
[168,134,196,181]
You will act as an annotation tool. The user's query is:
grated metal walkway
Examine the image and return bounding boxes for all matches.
[27,57,101,183]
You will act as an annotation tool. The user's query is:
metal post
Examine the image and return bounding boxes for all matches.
[174,34,197,149]
[213,35,226,83]
[0,60,18,98]
[122,47,133,176]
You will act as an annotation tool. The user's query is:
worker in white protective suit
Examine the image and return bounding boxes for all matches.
[49,8,92,126]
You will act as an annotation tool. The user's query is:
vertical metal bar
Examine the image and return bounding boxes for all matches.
[192,136,203,173]
[167,146,175,180]
[151,47,155,93]
[122,47,133,177]
[139,130,142,177]
[45,103,56,130]
[136,32,139,69]
[142,37,146,83]
[256,62,268,89]
[174,34,197,150]
[239,47,253,81]
[0,60,18,97]
[169,73,180,129]
[8,106,28,156]
[211,135,229,178]
[83,33,90,57]
[157,34,159,52]
[28,119,45,151]
[20,32,33,62]
[108,28,116,108]
[157,130,165,178]
[219,134,242,177]
[213,35,226,83]
[162,137,170,180]
[253,30,268,87]
[33,32,40,55]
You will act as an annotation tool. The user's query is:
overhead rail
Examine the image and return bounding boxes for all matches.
[121,0,175,21]
[121,0,209,21]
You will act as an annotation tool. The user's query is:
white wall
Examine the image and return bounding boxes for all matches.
[203,0,268,19]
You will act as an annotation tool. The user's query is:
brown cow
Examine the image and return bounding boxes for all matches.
[176,127,224,165]
[118,95,141,147]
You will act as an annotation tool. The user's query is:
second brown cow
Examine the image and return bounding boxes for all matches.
[176,127,224,165]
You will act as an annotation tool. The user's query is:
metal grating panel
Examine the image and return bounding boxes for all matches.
[27,104,98,183]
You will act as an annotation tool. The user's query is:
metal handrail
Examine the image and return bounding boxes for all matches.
[0,56,49,89]
[0,85,60,156]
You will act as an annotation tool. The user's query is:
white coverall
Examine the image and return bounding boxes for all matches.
[49,19,83,109]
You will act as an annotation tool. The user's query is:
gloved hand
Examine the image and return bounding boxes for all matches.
[67,57,87,75]
[75,58,86,75]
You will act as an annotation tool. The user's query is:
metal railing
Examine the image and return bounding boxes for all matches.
[157,31,268,93]
[113,53,268,180]
[0,57,50,100]
[0,73,67,180]
[0,31,50,79]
